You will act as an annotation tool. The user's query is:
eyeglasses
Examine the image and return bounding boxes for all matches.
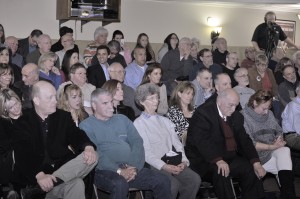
[236,74,248,78]
[145,96,160,102]
[109,70,126,74]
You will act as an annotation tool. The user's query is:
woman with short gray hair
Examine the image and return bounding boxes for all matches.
[134,83,201,199]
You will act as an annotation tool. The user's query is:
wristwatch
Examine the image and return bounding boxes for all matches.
[117,168,122,175]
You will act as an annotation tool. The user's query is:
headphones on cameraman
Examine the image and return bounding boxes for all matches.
[264,11,276,23]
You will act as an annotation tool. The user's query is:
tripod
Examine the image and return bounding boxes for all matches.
[265,23,278,59]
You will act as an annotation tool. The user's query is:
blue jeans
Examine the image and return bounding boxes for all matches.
[94,168,171,199]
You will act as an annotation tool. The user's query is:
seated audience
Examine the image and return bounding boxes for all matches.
[58,63,96,115]
[191,68,214,107]
[108,62,141,117]
[189,48,222,81]
[282,82,300,150]
[0,24,5,44]
[57,84,88,126]
[111,30,132,64]
[274,57,297,85]
[61,49,80,81]
[161,37,193,96]
[14,63,40,109]
[190,37,201,64]
[241,47,255,69]
[134,83,201,199]
[167,81,195,143]
[233,68,255,109]
[12,81,98,199]
[278,64,298,109]
[140,63,168,115]
[132,33,155,63]
[51,26,79,53]
[242,90,295,198]
[212,37,229,66]
[5,36,24,68]
[18,29,43,58]
[223,52,240,87]
[0,89,22,186]
[38,52,62,90]
[102,79,135,121]
[185,88,266,199]
[87,45,110,88]
[83,26,108,66]
[124,46,147,90]
[157,33,179,63]
[79,88,172,199]
[0,46,22,82]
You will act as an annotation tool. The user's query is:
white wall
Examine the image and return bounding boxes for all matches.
[0,0,299,46]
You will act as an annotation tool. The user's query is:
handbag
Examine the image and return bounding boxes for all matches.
[161,147,182,166]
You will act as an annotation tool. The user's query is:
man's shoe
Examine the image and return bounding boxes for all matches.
[21,186,46,199]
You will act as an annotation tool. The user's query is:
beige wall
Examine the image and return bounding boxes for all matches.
[0,0,299,59]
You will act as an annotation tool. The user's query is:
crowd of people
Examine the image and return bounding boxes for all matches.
[0,10,300,199]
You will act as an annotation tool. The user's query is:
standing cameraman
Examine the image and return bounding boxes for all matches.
[252,11,299,58]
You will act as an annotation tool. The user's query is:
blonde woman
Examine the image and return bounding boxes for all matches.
[38,52,62,89]
[57,84,88,126]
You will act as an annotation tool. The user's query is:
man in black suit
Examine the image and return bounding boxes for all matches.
[87,45,110,88]
[185,88,266,199]
[18,29,43,59]
[13,81,98,199]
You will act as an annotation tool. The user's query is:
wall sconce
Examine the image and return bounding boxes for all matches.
[207,17,222,41]
[298,14,300,20]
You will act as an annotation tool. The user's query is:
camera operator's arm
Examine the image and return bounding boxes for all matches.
[284,38,300,49]
[251,41,264,53]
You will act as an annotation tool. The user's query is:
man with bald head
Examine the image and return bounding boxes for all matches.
[14,63,42,109]
[13,81,98,199]
[108,62,141,116]
[5,36,24,68]
[186,88,266,199]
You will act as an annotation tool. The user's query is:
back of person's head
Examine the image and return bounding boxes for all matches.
[0,88,21,119]
[141,63,162,85]
[169,81,195,111]
[255,53,268,66]
[30,29,43,38]
[94,26,108,41]
[102,79,120,97]
[274,57,294,73]
[248,90,273,109]
[107,40,121,53]
[59,26,73,37]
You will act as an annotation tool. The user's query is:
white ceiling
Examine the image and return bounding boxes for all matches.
[148,0,300,13]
